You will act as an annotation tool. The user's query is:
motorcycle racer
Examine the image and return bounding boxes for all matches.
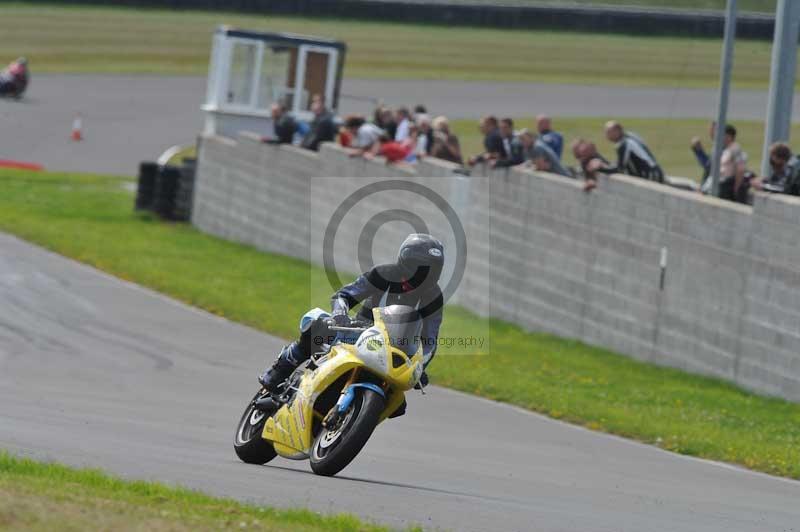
[259,233,445,393]
[0,57,29,98]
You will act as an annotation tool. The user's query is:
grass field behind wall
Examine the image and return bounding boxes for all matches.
[437,0,776,10]
[0,3,789,88]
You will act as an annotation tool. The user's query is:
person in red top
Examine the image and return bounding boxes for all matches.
[353,125,418,164]
[338,127,353,148]
[377,140,412,163]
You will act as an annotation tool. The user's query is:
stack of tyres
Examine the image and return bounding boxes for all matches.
[135,162,158,210]
[153,165,181,220]
[134,159,196,221]
[173,158,196,222]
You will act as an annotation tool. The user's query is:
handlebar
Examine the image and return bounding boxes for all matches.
[324,317,371,333]
[328,325,368,332]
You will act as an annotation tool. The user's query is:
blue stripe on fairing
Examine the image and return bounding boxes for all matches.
[336,383,386,413]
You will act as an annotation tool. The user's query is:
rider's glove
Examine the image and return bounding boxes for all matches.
[332,312,350,327]
[414,371,429,390]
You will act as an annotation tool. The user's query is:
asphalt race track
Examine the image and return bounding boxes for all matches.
[2,74,800,176]
[1,232,798,532]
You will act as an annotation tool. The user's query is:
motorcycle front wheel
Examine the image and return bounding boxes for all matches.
[233,390,278,465]
[310,388,385,477]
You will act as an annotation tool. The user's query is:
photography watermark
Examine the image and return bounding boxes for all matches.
[308,176,492,356]
[321,179,467,308]
[312,333,486,351]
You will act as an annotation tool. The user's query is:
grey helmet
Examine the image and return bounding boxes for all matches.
[397,233,444,286]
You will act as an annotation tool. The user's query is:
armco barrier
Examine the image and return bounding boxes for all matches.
[192,133,800,402]
[21,0,776,39]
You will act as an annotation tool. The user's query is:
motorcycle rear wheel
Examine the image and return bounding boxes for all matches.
[233,390,278,465]
[309,388,385,477]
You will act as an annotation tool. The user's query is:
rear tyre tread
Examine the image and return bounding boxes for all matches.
[234,391,278,465]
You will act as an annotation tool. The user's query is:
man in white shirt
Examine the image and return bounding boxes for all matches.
[357,123,383,149]
[394,107,411,142]
[701,124,747,201]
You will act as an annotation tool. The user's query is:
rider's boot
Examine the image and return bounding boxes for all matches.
[258,344,300,393]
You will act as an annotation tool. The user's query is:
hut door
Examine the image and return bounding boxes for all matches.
[293,45,339,113]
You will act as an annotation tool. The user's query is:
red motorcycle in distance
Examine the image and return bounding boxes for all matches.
[0,57,29,100]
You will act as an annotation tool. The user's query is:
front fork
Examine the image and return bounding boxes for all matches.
[322,370,386,429]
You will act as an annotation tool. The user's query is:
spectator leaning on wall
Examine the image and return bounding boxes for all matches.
[572,138,609,191]
[374,106,397,141]
[265,103,297,144]
[516,129,569,177]
[700,124,747,202]
[416,114,434,157]
[301,95,337,151]
[430,116,463,165]
[787,163,800,196]
[490,117,520,168]
[403,123,420,163]
[344,115,384,155]
[599,121,664,183]
[468,115,504,166]
[751,142,799,195]
[395,107,412,142]
[365,134,415,164]
[536,114,564,159]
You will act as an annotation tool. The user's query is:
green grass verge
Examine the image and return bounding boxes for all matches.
[0,2,787,88]
[433,0,776,11]
[0,168,798,480]
[452,117,800,180]
[0,452,394,532]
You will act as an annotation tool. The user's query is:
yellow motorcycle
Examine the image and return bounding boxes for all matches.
[234,305,425,476]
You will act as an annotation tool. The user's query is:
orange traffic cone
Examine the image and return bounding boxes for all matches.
[71,114,83,141]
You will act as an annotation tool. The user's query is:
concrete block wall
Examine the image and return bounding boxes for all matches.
[192,133,800,402]
[738,193,800,397]
[193,133,320,260]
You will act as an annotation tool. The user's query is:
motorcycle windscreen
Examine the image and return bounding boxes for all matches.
[377,305,423,358]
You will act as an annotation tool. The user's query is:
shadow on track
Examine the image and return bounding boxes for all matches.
[257,462,515,504]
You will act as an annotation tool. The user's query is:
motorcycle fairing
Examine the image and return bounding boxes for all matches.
[261,308,423,457]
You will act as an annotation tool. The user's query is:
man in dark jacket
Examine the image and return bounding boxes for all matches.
[752,142,800,195]
[491,118,522,168]
[266,103,297,144]
[301,96,337,151]
[258,234,445,393]
[573,138,609,191]
[468,115,504,166]
[601,121,664,183]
